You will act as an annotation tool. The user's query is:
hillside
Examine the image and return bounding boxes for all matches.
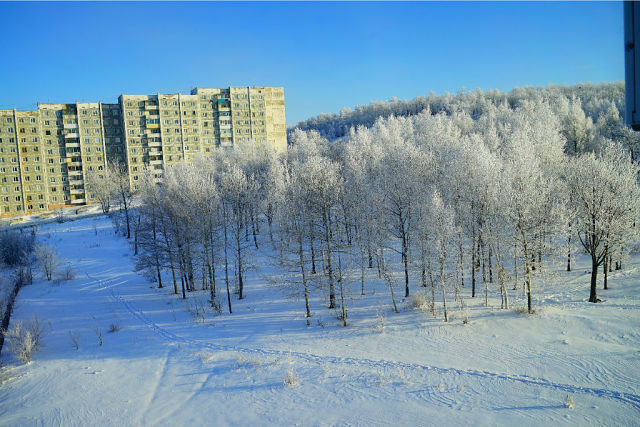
[0,215,638,425]
[290,82,625,141]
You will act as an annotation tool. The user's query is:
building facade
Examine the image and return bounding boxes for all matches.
[0,86,286,217]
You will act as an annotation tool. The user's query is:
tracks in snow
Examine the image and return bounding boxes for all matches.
[102,278,640,413]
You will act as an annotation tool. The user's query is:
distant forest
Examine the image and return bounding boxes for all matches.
[290,82,627,145]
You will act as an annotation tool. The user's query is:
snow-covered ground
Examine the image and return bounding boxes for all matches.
[0,215,639,426]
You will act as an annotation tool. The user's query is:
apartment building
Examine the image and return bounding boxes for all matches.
[0,86,286,217]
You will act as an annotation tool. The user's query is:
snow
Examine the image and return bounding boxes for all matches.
[1,215,639,425]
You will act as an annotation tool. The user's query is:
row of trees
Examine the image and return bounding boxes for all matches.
[98,94,639,325]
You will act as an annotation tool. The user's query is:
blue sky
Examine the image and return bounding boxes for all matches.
[0,1,623,125]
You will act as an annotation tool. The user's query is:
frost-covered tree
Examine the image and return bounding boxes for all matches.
[499,101,567,313]
[374,116,428,298]
[218,160,257,300]
[559,96,596,156]
[135,172,166,289]
[85,165,115,213]
[567,141,640,302]
[274,160,314,318]
[34,244,59,281]
[109,161,134,239]
[428,191,456,322]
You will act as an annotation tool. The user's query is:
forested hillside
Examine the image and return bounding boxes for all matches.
[290,83,632,156]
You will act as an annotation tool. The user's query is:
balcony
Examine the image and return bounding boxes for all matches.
[65,142,80,148]
[69,177,84,185]
[145,104,159,110]
[148,140,162,147]
[70,188,85,195]
[149,159,163,166]
[146,123,160,130]
[68,169,83,176]
[63,123,78,129]
[70,198,86,204]
[64,132,79,138]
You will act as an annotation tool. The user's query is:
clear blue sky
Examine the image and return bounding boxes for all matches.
[0,1,623,125]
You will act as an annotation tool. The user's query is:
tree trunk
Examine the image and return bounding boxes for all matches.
[310,222,317,274]
[134,215,140,255]
[458,231,464,287]
[295,220,311,318]
[383,268,399,314]
[522,238,533,314]
[122,190,131,239]
[322,202,335,309]
[603,251,608,290]
[567,222,572,272]
[440,251,448,322]
[488,245,493,284]
[513,245,518,291]
[421,244,427,288]
[589,255,599,303]
[180,271,186,299]
[224,206,232,314]
[403,230,410,298]
[471,227,476,298]
[338,251,347,326]
[251,210,258,250]
[360,246,366,295]
[151,215,162,289]
[267,209,275,249]
[236,230,244,300]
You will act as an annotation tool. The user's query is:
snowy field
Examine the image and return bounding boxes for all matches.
[0,215,639,426]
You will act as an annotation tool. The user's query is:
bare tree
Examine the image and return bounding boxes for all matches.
[109,161,134,239]
[34,244,59,281]
[85,165,115,213]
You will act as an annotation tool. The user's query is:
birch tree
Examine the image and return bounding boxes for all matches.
[567,141,640,302]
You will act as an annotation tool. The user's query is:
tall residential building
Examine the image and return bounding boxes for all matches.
[0,86,286,217]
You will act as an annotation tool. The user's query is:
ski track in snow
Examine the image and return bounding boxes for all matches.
[95,275,640,414]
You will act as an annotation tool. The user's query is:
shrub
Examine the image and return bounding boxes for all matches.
[283,367,299,387]
[4,316,45,363]
[63,264,75,281]
[375,310,386,333]
[54,208,65,223]
[68,331,80,350]
[93,326,104,346]
[460,299,470,325]
[410,290,430,312]
[0,229,36,266]
[565,394,574,409]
